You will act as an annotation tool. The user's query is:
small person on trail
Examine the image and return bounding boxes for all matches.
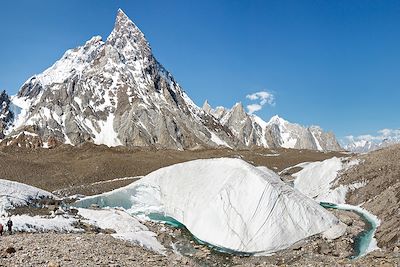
[6,218,13,234]
[0,223,3,236]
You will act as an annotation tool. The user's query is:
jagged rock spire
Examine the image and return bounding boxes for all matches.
[111,9,145,37]
[230,102,247,118]
[107,9,152,62]
[202,100,212,113]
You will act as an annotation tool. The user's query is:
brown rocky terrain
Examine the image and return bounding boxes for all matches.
[0,233,196,267]
[0,143,343,196]
[340,144,400,252]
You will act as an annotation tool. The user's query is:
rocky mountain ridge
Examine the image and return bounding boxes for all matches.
[0,9,341,151]
[203,101,341,151]
[344,137,400,153]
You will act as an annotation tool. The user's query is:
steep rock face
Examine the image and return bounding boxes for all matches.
[218,103,267,147]
[309,126,342,151]
[10,10,236,149]
[0,90,14,139]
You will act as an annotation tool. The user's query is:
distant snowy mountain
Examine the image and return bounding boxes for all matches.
[265,115,341,151]
[343,128,400,153]
[344,136,400,153]
[203,101,342,151]
[1,9,342,151]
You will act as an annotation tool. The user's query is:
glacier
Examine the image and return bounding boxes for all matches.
[76,158,345,254]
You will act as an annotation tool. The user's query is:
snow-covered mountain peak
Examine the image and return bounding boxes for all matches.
[309,125,322,131]
[232,102,245,112]
[18,35,104,97]
[113,8,144,37]
[226,102,247,120]
[202,100,212,113]
[3,9,239,149]
[84,35,103,47]
[267,115,287,125]
[344,133,400,153]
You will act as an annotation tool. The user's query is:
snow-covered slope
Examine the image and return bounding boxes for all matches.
[0,178,163,252]
[0,179,77,233]
[76,158,344,254]
[0,215,78,233]
[293,157,362,204]
[78,208,165,253]
[0,179,55,215]
[291,157,380,256]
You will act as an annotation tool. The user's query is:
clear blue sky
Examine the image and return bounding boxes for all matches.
[0,0,399,140]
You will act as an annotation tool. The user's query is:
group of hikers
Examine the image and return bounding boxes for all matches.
[0,218,13,236]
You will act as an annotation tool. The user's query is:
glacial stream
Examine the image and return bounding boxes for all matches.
[147,212,253,256]
[320,202,380,259]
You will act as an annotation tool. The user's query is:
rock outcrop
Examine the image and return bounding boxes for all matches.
[0,90,14,139]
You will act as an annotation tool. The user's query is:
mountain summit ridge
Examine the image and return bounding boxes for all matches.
[1,9,341,151]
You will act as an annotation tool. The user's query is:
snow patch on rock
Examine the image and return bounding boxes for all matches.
[0,215,78,233]
[78,208,165,254]
[293,157,362,204]
[0,179,55,215]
